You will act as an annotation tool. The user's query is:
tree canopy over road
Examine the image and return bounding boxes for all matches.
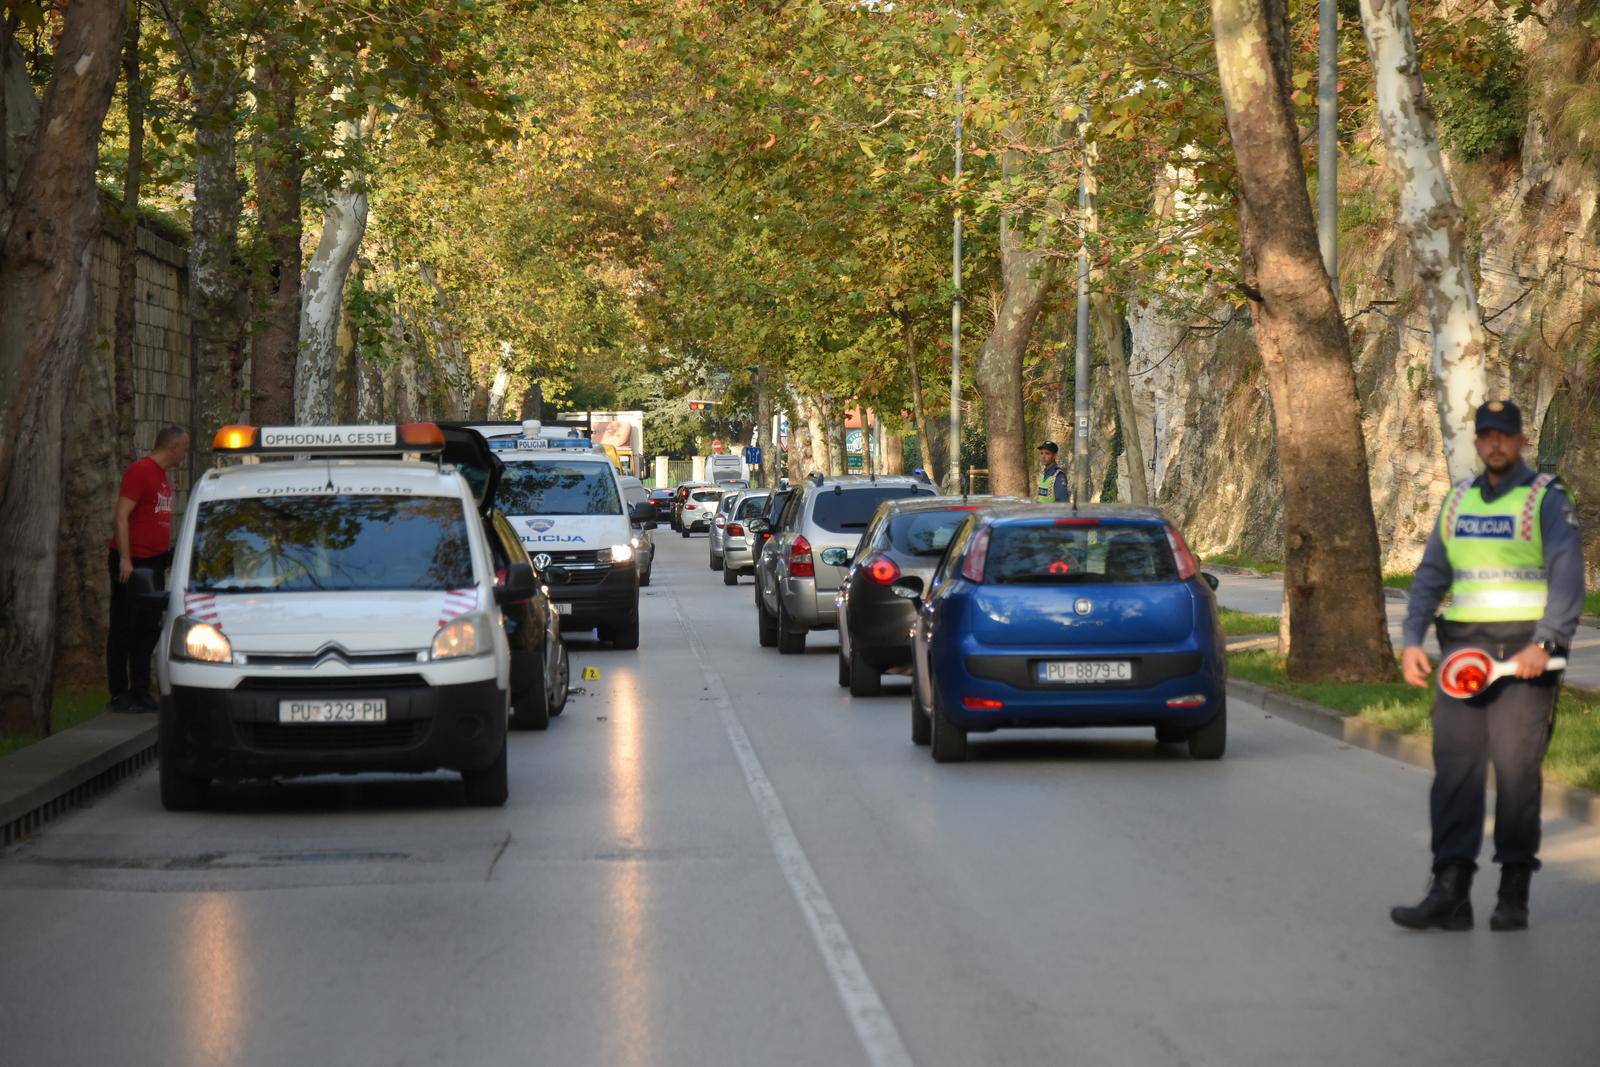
[1,0,1591,731]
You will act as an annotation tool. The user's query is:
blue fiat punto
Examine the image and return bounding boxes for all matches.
[895,504,1226,763]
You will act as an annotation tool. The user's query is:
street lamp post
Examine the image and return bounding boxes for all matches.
[1318,0,1338,296]
[1073,120,1092,505]
[948,80,963,494]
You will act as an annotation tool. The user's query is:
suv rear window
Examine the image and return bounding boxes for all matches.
[810,486,934,533]
[986,523,1177,584]
[692,490,723,503]
[188,495,473,593]
[889,509,973,556]
[499,461,621,515]
[736,494,770,519]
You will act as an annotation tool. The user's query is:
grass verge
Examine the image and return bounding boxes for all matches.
[0,684,110,759]
[1204,553,1282,574]
[1218,606,1279,636]
[1228,650,1600,793]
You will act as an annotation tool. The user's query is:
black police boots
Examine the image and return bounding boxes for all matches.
[1489,864,1533,932]
[1391,864,1474,931]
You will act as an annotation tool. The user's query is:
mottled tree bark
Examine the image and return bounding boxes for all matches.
[112,13,142,466]
[418,263,471,418]
[975,141,1056,499]
[296,121,368,423]
[806,399,828,475]
[0,0,127,734]
[173,19,246,468]
[755,361,774,488]
[1096,298,1149,505]
[1357,0,1488,482]
[900,312,940,483]
[248,54,301,426]
[1212,0,1394,681]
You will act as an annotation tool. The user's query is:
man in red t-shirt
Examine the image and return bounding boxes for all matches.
[107,425,189,711]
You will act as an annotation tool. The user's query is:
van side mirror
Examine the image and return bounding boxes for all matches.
[1202,572,1219,591]
[130,568,167,608]
[496,562,536,604]
[890,576,924,602]
[745,518,770,535]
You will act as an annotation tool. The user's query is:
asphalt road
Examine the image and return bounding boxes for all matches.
[3,535,1599,1066]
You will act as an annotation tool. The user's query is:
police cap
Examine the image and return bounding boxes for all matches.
[1474,400,1522,436]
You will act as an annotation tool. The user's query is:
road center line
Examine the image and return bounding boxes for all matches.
[670,598,915,1067]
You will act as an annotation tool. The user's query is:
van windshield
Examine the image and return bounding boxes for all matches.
[498,461,621,516]
[187,495,473,593]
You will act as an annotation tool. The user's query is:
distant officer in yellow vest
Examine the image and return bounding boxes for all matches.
[1037,442,1069,502]
[1392,399,1584,933]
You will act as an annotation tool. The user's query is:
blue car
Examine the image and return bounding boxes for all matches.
[897,504,1226,763]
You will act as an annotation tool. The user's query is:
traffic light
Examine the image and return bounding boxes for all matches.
[688,399,716,411]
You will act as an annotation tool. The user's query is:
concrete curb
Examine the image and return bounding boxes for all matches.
[0,712,158,847]
[1227,677,1600,829]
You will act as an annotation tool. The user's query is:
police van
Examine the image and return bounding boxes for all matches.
[143,422,522,810]
[474,422,654,649]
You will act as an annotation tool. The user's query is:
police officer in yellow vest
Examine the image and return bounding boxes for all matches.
[1037,442,1069,503]
[1392,399,1584,933]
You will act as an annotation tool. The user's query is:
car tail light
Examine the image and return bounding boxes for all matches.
[728,522,744,537]
[494,567,507,586]
[1166,525,1198,580]
[864,555,900,584]
[789,534,815,578]
[946,505,982,511]
[963,696,1004,710]
[1166,694,1207,708]
[716,515,726,527]
[961,528,990,582]
[1055,517,1100,526]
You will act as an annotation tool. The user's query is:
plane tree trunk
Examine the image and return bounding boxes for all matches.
[1356,0,1489,483]
[248,53,302,426]
[1211,0,1395,681]
[0,0,127,735]
[974,144,1056,499]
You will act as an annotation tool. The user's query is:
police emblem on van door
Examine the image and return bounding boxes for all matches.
[533,553,552,570]
[528,518,555,533]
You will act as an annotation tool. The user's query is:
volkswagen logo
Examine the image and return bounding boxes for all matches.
[533,553,553,570]
[1074,598,1093,616]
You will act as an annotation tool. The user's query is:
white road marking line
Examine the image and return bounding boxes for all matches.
[671,599,915,1067]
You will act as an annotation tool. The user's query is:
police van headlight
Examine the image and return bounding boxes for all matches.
[431,614,491,660]
[610,543,635,563]
[172,617,233,664]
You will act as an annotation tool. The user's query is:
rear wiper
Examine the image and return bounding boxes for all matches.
[839,522,871,529]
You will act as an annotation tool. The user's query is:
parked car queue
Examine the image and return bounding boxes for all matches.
[679,473,1228,764]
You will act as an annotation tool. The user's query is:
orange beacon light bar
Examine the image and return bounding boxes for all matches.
[213,425,258,451]
[210,423,445,456]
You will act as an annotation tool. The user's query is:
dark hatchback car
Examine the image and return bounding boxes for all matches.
[833,496,1008,696]
[899,505,1226,763]
[648,488,676,522]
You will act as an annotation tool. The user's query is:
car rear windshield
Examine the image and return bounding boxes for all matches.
[498,461,621,516]
[889,509,974,556]
[810,486,935,533]
[736,494,770,519]
[692,490,723,503]
[188,495,473,593]
[986,523,1177,584]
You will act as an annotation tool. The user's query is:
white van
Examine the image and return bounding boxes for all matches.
[493,442,655,648]
[148,422,522,811]
[706,453,745,485]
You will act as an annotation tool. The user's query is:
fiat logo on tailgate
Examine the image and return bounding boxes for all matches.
[1074,598,1093,616]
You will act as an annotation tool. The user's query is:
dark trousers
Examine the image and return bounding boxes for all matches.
[1430,621,1558,871]
[106,549,169,697]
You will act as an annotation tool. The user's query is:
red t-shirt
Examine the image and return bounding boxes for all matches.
[108,456,175,558]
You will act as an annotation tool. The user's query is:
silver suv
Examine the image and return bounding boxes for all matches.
[751,475,938,653]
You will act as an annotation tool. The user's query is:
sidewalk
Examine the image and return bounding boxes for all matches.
[0,711,157,846]
[1213,572,1600,691]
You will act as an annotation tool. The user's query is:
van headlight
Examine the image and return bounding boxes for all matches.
[431,613,490,660]
[172,617,233,664]
[610,543,635,563]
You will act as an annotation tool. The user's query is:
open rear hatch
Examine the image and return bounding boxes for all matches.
[437,423,504,515]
